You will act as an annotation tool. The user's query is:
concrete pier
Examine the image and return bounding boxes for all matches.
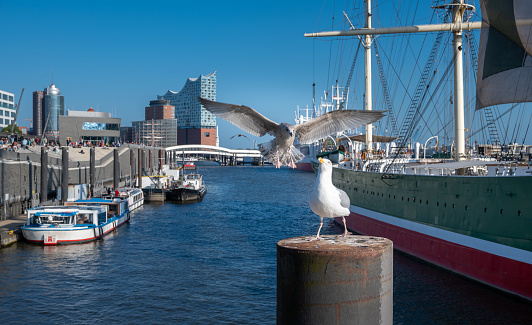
[277,235,393,325]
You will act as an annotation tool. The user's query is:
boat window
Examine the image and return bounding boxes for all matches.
[36,214,73,225]
[76,214,92,224]
[98,212,106,224]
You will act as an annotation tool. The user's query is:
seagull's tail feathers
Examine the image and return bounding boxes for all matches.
[258,142,305,167]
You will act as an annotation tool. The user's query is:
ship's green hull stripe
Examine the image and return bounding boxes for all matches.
[332,168,532,253]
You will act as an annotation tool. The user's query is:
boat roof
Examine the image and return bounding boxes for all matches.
[76,198,113,203]
[35,211,77,217]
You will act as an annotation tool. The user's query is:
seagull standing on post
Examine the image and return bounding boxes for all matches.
[310,157,351,240]
[198,97,384,168]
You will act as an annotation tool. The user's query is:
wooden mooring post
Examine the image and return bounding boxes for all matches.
[277,235,393,325]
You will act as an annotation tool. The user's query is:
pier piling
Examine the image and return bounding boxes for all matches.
[90,147,95,195]
[40,147,48,204]
[137,148,142,188]
[113,149,119,189]
[130,149,135,187]
[61,147,69,203]
[277,235,393,325]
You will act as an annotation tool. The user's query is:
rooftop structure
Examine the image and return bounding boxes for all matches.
[0,90,16,129]
[59,107,120,145]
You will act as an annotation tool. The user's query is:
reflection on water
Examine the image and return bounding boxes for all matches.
[0,166,530,324]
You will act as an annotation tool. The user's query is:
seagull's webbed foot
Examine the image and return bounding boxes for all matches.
[307,218,324,241]
[341,217,351,237]
[275,150,282,168]
[288,156,297,169]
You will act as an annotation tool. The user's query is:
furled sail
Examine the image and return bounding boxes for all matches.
[476,0,532,110]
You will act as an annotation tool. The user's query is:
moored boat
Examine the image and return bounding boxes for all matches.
[166,173,207,202]
[103,187,144,211]
[22,197,130,245]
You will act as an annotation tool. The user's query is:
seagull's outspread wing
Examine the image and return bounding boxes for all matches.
[296,110,385,144]
[198,97,279,137]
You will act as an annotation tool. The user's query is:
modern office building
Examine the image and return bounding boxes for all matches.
[0,89,16,129]
[145,99,174,120]
[58,107,120,145]
[32,83,65,138]
[120,126,133,144]
[43,83,64,138]
[32,91,44,135]
[158,71,217,146]
[132,119,178,147]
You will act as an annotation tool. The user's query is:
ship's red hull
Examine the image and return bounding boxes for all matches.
[294,161,314,172]
[338,210,532,301]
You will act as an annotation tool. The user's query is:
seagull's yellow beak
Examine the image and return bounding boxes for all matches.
[318,157,324,164]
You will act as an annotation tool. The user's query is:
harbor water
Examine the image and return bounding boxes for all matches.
[0,166,530,324]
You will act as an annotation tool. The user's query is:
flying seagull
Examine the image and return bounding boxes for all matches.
[310,157,351,240]
[230,134,250,140]
[198,97,384,168]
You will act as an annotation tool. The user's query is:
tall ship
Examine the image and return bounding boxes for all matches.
[306,0,532,301]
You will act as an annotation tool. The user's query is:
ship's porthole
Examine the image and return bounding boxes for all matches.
[444,203,447,207]
[426,201,429,205]
[500,209,503,214]
[484,207,487,213]
[518,210,522,216]
[394,195,396,199]
[407,197,410,202]
[452,204,455,208]
[465,205,468,210]
[437,202,439,206]
[402,197,404,201]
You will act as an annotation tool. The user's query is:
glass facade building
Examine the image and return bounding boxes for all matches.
[0,89,16,128]
[132,119,178,147]
[158,71,217,129]
[42,83,64,138]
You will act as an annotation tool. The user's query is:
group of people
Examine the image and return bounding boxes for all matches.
[0,136,36,151]
[0,135,123,152]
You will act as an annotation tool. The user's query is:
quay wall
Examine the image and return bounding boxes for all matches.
[0,144,164,219]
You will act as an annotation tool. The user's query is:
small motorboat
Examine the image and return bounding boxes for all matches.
[166,173,207,202]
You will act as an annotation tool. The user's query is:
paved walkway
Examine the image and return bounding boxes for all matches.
[0,214,27,247]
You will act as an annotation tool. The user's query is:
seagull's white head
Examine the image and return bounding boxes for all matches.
[318,157,333,174]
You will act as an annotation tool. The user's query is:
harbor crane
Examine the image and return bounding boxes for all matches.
[10,88,24,133]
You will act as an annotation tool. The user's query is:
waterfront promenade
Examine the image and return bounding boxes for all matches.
[0,144,164,247]
[0,146,110,247]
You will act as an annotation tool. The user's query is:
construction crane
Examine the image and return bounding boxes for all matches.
[10,88,24,133]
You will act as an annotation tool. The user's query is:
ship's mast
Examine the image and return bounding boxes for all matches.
[305,0,479,161]
[452,1,467,161]
[364,0,373,152]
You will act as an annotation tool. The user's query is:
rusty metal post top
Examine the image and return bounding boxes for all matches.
[278,235,392,252]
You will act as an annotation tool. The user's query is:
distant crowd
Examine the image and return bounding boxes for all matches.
[0,134,122,153]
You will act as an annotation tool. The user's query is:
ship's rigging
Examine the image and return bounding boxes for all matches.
[309,0,532,156]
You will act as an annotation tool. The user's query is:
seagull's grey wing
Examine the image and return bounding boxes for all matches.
[296,110,385,144]
[337,188,350,209]
[198,97,279,137]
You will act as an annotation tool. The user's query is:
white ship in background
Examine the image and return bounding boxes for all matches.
[294,83,359,171]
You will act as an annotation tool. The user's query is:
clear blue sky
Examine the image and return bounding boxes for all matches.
[2,1,491,149]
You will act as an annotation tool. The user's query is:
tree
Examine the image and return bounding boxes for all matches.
[1,124,22,134]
